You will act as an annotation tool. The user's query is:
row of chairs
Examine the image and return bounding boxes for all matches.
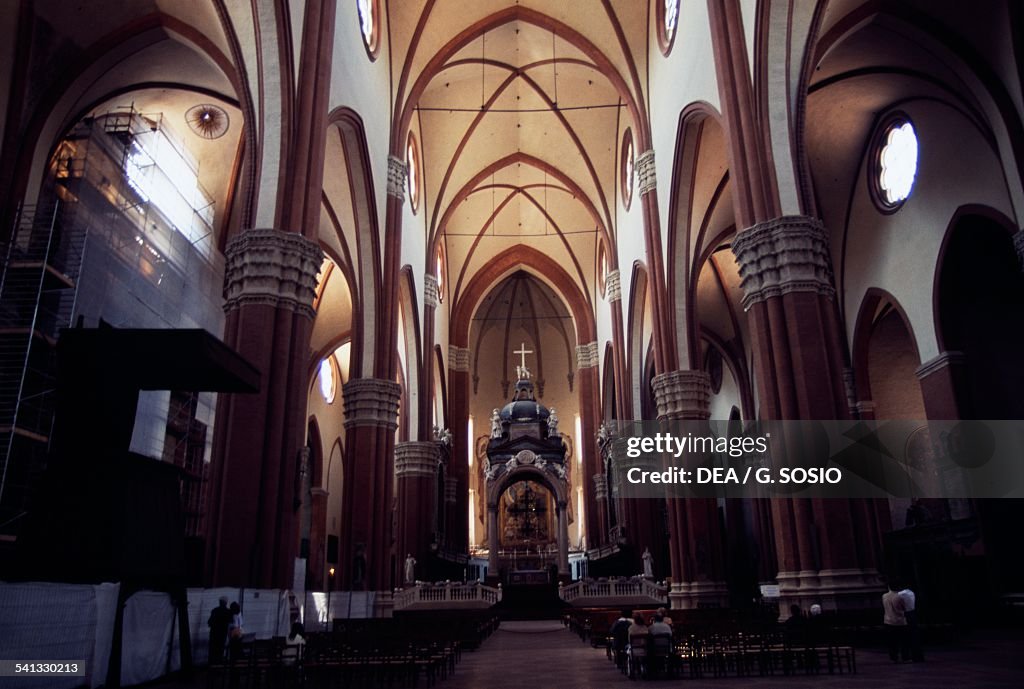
[608,630,857,680]
[207,613,499,689]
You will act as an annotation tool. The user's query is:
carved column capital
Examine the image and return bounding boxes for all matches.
[731,215,835,310]
[423,273,440,309]
[387,155,408,201]
[651,370,711,420]
[343,378,401,430]
[575,341,599,370]
[636,149,657,196]
[604,269,622,302]
[394,440,440,478]
[223,229,323,318]
[593,473,608,500]
[449,345,470,372]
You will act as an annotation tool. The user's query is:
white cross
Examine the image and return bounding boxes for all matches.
[514,342,533,370]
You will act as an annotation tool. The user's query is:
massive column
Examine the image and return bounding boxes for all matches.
[732,216,884,611]
[652,370,729,609]
[340,378,401,590]
[394,440,441,579]
[486,503,499,581]
[557,500,570,578]
[447,345,471,551]
[575,341,602,549]
[206,229,323,587]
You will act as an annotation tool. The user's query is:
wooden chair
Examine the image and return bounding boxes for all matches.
[627,633,649,680]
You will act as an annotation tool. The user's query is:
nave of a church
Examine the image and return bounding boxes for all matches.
[1,0,1024,687]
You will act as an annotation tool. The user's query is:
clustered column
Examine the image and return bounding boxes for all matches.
[575,340,601,548]
[394,440,441,581]
[652,370,729,609]
[340,378,401,590]
[447,345,471,551]
[206,228,323,588]
[732,215,886,611]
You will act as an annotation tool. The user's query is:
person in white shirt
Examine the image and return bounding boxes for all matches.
[882,585,908,662]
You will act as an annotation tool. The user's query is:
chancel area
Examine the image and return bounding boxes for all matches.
[1,1,1024,687]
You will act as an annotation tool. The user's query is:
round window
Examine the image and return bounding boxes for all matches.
[873,118,918,210]
[657,0,680,55]
[319,356,337,404]
[356,0,380,58]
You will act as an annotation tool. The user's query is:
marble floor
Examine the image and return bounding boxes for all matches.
[157,620,1024,689]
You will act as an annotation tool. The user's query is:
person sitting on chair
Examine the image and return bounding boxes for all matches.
[627,614,650,679]
[609,609,633,669]
[647,613,674,678]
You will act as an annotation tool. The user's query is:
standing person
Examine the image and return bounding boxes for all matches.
[207,597,231,664]
[227,602,245,660]
[898,582,923,662]
[882,584,908,662]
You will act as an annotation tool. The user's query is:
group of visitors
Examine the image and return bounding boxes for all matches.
[882,581,924,663]
[206,597,244,663]
[610,607,675,677]
[207,597,307,665]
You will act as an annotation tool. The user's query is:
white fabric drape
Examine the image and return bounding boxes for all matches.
[0,581,119,689]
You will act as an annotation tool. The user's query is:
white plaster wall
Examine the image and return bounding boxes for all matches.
[647,0,721,280]
[328,4,395,289]
[840,100,1017,364]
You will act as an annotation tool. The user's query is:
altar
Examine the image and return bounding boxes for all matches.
[507,570,551,585]
[484,346,571,583]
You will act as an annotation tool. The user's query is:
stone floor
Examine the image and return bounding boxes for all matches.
[157,620,1024,689]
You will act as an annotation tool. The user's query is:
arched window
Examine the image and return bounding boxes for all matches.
[873,117,918,210]
[406,132,421,213]
[435,246,446,302]
[657,0,680,55]
[621,128,635,210]
[356,0,380,58]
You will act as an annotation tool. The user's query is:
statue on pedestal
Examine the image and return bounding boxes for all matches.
[490,408,502,438]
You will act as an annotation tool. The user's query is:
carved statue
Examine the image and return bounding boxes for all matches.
[433,425,453,446]
[404,553,416,584]
[490,408,502,438]
[597,423,610,447]
[642,547,654,578]
[547,408,559,436]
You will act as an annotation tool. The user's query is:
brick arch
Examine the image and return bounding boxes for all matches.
[451,245,596,349]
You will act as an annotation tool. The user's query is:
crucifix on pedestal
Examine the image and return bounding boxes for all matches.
[514,342,533,380]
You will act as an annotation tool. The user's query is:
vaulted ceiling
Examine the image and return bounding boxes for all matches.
[389,2,651,319]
